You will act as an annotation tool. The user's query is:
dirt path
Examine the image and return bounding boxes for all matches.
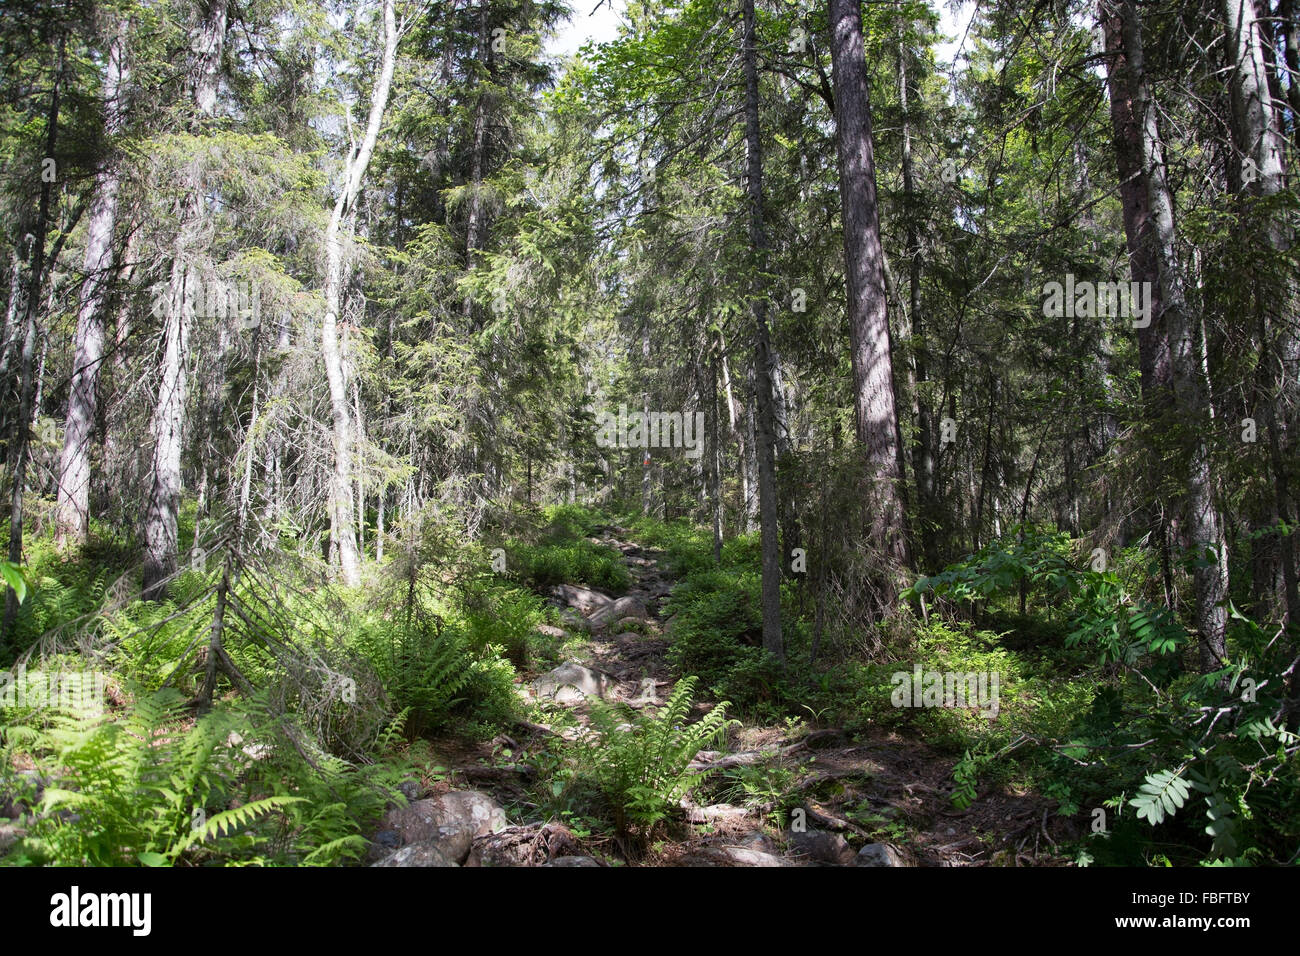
[427,525,1076,866]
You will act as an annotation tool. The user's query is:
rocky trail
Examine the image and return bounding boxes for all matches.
[367,527,1076,867]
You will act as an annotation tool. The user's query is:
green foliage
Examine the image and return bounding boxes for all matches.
[509,539,631,592]
[349,609,517,739]
[581,676,737,835]
[1,688,410,867]
[463,584,551,667]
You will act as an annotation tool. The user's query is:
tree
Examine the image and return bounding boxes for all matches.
[54,12,131,550]
[828,0,911,610]
[321,0,398,587]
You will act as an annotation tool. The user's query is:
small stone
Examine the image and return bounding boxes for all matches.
[856,843,907,867]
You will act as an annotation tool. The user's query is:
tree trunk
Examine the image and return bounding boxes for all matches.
[1122,0,1228,672]
[321,0,397,587]
[4,39,63,638]
[742,0,783,662]
[143,0,228,600]
[829,0,912,608]
[710,329,723,563]
[54,16,129,549]
[898,41,938,571]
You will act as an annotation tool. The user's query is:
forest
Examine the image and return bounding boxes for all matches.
[0,0,1296,875]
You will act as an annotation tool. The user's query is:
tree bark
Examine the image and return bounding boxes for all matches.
[829,0,912,608]
[55,16,130,549]
[143,0,228,600]
[321,0,397,587]
[742,0,783,662]
[1122,0,1228,672]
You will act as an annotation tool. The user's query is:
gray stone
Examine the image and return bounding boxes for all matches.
[551,585,613,615]
[588,596,648,630]
[380,791,508,864]
[718,845,786,867]
[370,841,459,867]
[531,661,609,700]
[856,842,907,867]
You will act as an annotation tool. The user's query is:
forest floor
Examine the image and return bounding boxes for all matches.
[405,526,1079,866]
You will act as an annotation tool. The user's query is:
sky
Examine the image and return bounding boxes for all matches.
[546,0,626,59]
[545,0,978,69]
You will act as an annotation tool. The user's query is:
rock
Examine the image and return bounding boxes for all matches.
[536,624,566,638]
[531,661,609,701]
[380,791,508,864]
[370,841,459,867]
[717,845,786,867]
[683,802,751,825]
[791,829,856,865]
[588,596,648,630]
[364,829,402,863]
[856,843,907,867]
[615,616,645,633]
[551,585,613,615]
[735,830,777,854]
[543,855,600,867]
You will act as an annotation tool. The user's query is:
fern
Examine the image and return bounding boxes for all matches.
[582,676,738,834]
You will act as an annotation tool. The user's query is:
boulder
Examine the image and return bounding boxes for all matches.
[380,791,508,864]
[716,845,786,867]
[588,596,648,630]
[370,841,459,867]
[536,624,566,638]
[531,662,609,701]
[364,829,402,863]
[551,585,613,615]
